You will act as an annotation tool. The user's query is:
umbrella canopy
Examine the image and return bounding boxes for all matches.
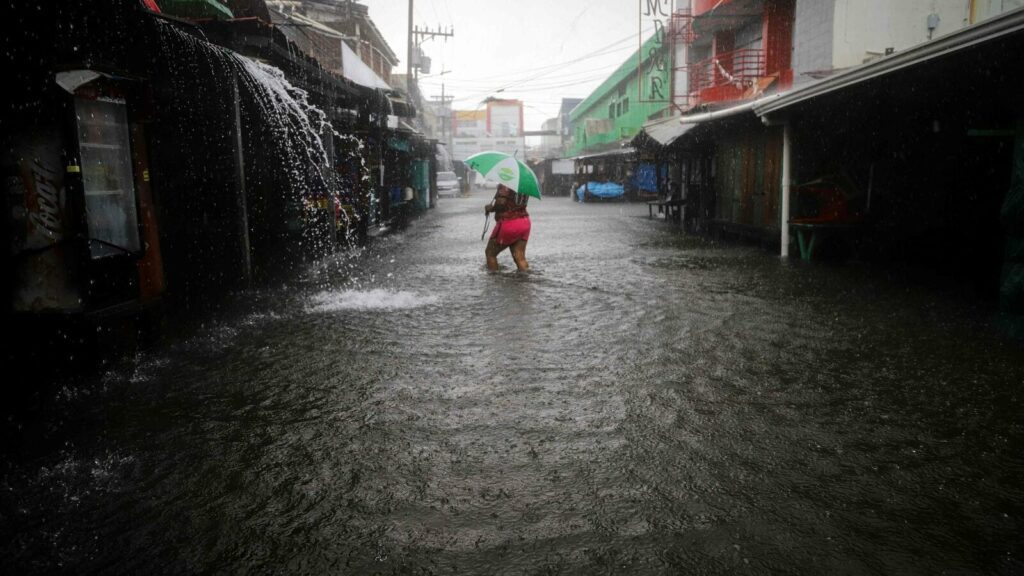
[464,151,541,199]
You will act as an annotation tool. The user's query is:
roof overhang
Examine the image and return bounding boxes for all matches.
[754,6,1024,117]
[340,38,391,90]
[639,115,701,146]
[271,8,347,39]
[680,96,778,124]
[571,147,636,162]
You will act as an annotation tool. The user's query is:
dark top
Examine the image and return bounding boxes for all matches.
[494,185,529,221]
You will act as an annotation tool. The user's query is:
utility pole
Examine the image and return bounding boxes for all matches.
[411,25,454,79]
[406,0,413,95]
[406,0,453,117]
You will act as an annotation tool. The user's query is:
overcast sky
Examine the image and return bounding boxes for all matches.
[363,0,658,131]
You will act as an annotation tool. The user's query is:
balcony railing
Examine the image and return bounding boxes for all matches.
[689,48,766,97]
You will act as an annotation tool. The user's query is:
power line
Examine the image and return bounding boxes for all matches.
[433,30,637,85]
[417,59,626,86]
[416,66,622,94]
[419,41,638,103]
[441,77,613,101]
[439,69,624,104]
[425,0,441,25]
[487,36,640,93]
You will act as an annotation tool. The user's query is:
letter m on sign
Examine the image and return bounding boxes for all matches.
[643,0,670,17]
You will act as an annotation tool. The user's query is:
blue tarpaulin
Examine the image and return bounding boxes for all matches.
[577,182,625,201]
[632,164,659,193]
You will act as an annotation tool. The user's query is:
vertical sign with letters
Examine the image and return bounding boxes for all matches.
[638,0,673,103]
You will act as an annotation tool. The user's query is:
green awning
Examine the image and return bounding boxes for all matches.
[157,0,234,20]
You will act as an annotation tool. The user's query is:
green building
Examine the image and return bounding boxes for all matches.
[567,32,672,158]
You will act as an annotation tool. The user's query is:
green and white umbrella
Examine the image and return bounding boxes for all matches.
[464,151,542,199]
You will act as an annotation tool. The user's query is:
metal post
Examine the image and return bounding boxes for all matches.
[780,121,791,258]
[407,0,413,94]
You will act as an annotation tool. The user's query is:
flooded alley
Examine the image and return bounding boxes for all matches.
[4,190,1023,575]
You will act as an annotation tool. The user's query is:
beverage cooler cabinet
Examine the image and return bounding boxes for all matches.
[6,71,164,321]
[66,78,163,314]
[75,96,142,261]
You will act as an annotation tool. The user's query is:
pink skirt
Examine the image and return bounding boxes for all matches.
[490,216,531,246]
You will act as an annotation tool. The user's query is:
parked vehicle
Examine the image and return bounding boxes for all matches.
[437,171,460,197]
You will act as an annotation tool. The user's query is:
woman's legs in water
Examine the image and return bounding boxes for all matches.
[511,240,528,271]
[485,238,508,271]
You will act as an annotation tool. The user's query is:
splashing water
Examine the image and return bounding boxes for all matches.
[306,288,440,312]
[152,19,373,261]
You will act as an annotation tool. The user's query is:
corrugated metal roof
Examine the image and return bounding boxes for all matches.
[277,9,346,39]
[570,147,636,161]
[641,115,699,145]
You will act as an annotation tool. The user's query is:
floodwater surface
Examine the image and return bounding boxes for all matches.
[3,189,1024,575]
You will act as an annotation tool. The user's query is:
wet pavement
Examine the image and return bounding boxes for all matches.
[3,188,1024,575]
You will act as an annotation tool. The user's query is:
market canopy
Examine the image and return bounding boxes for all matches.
[570,147,636,162]
[638,116,701,146]
[340,41,391,91]
[157,0,234,20]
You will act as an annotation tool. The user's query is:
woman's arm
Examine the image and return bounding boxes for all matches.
[485,189,510,214]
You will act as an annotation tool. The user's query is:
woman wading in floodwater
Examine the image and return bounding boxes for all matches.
[484,183,530,271]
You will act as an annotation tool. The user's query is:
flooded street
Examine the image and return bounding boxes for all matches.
[4,189,1024,575]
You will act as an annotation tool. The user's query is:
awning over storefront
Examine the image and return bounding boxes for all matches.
[640,115,701,146]
[679,97,776,124]
[340,40,391,91]
[571,147,636,162]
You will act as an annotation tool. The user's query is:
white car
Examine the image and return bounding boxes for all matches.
[437,171,460,197]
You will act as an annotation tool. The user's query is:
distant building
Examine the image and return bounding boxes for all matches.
[558,97,583,155]
[263,1,399,94]
[567,30,672,158]
[299,0,399,85]
[538,117,561,159]
[453,110,486,138]
[451,99,526,161]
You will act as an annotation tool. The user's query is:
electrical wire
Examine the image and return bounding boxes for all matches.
[418,44,638,103]
[432,65,632,104]
[418,59,627,88]
[436,30,637,86]
[417,72,617,97]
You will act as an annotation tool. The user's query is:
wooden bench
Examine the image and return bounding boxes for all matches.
[647,198,686,222]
